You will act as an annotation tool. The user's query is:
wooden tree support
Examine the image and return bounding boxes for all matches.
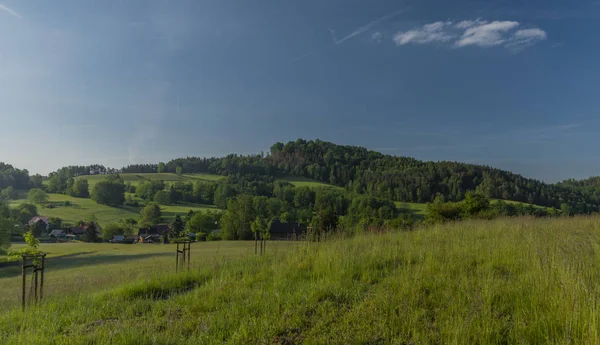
[175,241,191,273]
[21,253,46,310]
[255,233,267,256]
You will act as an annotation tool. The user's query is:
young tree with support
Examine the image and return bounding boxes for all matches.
[9,230,46,310]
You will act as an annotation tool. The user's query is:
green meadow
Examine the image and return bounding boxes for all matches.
[80,172,225,189]
[277,176,344,189]
[8,193,216,227]
[2,216,600,344]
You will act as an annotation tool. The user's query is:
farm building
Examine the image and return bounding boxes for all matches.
[49,229,65,238]
[68,225,101,239]
[269,220,306,240]
[138,224,171,243]
[28,216,49,227]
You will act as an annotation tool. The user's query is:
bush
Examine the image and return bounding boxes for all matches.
[124,195,139,207]
[207,232,221,241]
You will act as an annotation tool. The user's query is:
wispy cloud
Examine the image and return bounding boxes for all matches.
[371,32,383,44]
[394,21,456,45]
[293,9,404,62]
[0,3,23,19]
[505,28,548,52]
[456,21,519,47]
[394,19,546,51]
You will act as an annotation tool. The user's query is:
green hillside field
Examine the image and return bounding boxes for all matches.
[277,176,344,189]
[79,172,224,189]
[2,216,600,343]
[9,194,216,227]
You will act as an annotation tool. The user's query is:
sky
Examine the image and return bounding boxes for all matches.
[1,0,599,182]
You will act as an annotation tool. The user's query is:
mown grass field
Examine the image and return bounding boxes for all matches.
[277,176,344,189]
[2,216,600,344]
[395,201,428,218]
[9,194,216,227]
[80,172,224,189]
[0,241,295,310]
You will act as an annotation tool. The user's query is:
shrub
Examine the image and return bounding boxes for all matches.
[207,232,221,241]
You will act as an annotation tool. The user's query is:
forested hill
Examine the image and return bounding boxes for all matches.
[35,139,600,213]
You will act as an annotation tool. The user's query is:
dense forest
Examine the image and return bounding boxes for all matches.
[12,139,600,214]
[115,139,600,214]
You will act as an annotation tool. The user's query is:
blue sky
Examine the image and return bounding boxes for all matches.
[1,0,599,181]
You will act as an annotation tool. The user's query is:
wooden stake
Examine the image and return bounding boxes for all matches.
[21,256,25,310]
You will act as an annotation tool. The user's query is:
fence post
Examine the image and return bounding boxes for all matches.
[187,242,190,271]
[176,242,180,273]
[40,254,45,301]
[21,255,26,310]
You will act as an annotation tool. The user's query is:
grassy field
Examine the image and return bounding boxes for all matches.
[9,193,216,227]
[277,176,343,189]
[0,241,295,310]
[2,216,600,343]
[395,201,428,218]
[80,172,224,189]
[396,200,552,220]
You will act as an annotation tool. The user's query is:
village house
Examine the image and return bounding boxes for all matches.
[137,224,171,243]
[28,216,49,227]
[67,225,102,240]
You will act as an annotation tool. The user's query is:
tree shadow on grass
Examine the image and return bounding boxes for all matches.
[0,252,173,279]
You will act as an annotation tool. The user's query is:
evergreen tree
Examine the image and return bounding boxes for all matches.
[84,222,99,243]
[171,214,185,239]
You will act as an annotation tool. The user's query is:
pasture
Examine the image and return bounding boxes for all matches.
[395,201,428,218]
[8,194,216,227]
[79,172,225,189]
[2,216,600,344]
[277,176,343,189]
[0,241,295,310]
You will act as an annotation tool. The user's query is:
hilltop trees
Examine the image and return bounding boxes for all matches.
[0,163,31,190]
[91,175,125,206]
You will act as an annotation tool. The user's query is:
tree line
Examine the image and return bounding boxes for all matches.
[7,138,600,217]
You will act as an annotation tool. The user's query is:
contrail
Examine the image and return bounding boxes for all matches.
[0,4,23,19]
[291,9,405,62]
[334,9,405,44]
[291,51,314,62]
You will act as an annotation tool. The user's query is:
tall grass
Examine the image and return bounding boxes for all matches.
[2,216,600,344]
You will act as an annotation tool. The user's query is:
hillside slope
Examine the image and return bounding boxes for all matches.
[6,138,600,214]
[2,217,600,343]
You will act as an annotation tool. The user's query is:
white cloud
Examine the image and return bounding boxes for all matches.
[454,19,483,29]
[393,19,546,51]
[505,28,547,51]
[372,32,383,44]
[456,21,519,47]
[394,21,455,45]
[0,3,23,19]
